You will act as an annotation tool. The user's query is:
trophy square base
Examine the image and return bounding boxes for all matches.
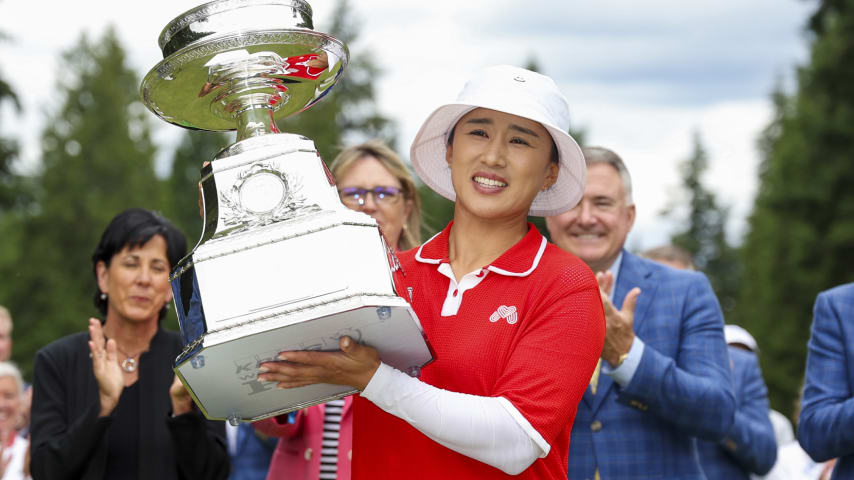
[175,295,432,423]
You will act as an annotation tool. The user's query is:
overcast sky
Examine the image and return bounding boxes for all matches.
[0,0,814,248]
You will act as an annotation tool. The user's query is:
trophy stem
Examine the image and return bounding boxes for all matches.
[236,106,282,141]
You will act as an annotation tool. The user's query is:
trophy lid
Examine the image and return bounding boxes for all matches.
[158,0,314,57]
[140,0,348,132]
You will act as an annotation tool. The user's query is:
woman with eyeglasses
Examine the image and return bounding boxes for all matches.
[332,140,422,251]
[253,140,423,480]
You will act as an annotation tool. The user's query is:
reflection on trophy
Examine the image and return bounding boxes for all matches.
[140,0,433,425]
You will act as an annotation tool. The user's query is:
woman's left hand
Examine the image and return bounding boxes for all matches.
[258,336,381,391]
[169,375,194,416]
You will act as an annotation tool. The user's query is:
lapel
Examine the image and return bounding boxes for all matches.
[612,251,656,333]
[583,251,658,414]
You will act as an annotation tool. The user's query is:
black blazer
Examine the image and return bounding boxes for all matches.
[31,328,229,480]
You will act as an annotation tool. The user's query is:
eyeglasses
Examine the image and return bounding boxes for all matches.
[338,186,402,207]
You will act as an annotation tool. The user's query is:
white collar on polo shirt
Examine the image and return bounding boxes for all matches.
[415,226,548,316]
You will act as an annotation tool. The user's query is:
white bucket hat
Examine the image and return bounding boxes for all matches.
[410,65,585,216]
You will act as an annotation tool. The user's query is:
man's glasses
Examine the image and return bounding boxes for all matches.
[338,186,402,207]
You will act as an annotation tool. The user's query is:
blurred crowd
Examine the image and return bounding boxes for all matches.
[4,66,853,480]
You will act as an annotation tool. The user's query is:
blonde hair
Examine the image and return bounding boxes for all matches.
[0,362,23,398]
[330,140,423,250]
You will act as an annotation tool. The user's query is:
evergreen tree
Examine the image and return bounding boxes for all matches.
[738,0,854,416]
[163,131,231,245]
[662,131,740,314]
[0,30,29,214]
[0,29,168,377]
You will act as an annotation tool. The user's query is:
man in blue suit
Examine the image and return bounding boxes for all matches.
[798,282,854,480]
[641,248,778,478]
[546,146,736,479]
[226,422,277,480]
[697,325,777,479]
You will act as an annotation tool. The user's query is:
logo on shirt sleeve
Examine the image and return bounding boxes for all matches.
[489,305,518,324]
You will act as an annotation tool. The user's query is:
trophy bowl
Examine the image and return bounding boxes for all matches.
[140,0,433,425]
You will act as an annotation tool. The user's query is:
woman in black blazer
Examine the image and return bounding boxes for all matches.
[30,208,229,480]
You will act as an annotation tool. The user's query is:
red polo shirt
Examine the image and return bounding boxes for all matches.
[352,222,605,479]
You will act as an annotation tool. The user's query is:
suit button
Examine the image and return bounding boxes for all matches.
[304,447,312,461]
[590,420,602,432]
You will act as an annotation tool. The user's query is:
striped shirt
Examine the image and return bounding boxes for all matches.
[319,399,345,479]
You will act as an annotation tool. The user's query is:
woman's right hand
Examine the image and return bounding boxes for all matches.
[88,318,124,417]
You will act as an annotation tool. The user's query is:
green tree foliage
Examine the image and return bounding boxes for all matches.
[418,187,455,238]
[738,0,854,417]
[0,29,168,377]
[277,0,395,164]
[662,132,740,314]
[163,131,231,245]
[0,31,30,214]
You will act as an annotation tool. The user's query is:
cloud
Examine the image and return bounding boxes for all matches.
[461,1,813,105]
[0,0,815,246]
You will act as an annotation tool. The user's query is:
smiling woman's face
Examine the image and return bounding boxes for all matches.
[97,235,173,325]
[446,107,558,222]
[336,155,412,250]
[0,376,19,434]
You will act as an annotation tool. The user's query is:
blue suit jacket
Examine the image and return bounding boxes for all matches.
[227,423,277,480]
[798,282,854,480]
[697,346,777,479]
[568,251,735,480]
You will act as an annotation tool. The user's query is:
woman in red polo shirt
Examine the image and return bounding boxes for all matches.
[258,65,605,479]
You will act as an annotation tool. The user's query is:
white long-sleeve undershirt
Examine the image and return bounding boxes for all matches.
[360,362,547,475]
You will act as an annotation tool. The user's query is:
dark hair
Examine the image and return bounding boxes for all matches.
[447,124,560,164]
[92,208,187,321]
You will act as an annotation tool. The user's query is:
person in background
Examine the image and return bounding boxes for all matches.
[226,423,276,480]
[643,246,778,478]
[256,65,605,478]
[546,147,735,480]
[797,282,854,479]
[332,139,422,251]
[0,362,28,480]
[0,308,29,438]
[0,307,13,363]
[638,244,694,271]
[699,324,777,478]
[30,208,229,480]
[253,140,422,480]
[759,388,835,480]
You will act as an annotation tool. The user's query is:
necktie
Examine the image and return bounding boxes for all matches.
[589,358,602,395]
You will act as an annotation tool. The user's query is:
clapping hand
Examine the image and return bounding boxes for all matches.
[169,375,194,416]
[596,271,640,367]
[88,318,124,417]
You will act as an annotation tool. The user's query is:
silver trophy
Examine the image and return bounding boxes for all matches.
[140,0,433,425]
